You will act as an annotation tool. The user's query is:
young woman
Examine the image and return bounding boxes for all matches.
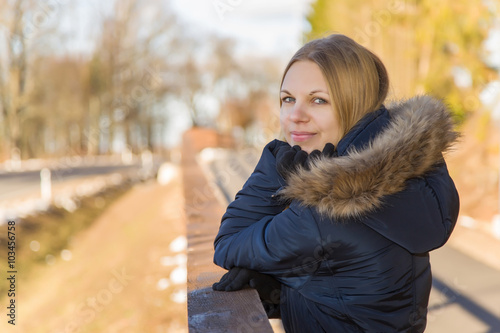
[212,34,459,333]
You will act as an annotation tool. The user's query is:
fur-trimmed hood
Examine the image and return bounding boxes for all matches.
[278,95,459,220]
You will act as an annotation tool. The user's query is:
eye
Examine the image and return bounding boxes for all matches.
[281,96,295,103]
[313,97,328,104]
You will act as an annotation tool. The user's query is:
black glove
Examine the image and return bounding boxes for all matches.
[212,267,282,318]
[275,145,309,179]
[212,267,254,291]
[308,143,338,161]
[267,139,293,157]
[275,143,337,179]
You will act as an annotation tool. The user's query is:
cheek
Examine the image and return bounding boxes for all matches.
[317,115,341,144]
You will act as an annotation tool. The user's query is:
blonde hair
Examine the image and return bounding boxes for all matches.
[280,34,389,138]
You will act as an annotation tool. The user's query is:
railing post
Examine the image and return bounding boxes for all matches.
[40,168,52,202]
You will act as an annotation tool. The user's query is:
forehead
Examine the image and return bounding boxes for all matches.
[281,60,328,91]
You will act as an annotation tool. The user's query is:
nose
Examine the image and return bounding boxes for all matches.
[289,103,309,122]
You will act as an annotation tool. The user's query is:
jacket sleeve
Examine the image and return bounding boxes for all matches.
[362,162,459,254]
[214,201,324,277]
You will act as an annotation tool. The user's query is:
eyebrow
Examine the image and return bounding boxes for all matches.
[280,89,329,95]
[309,89,328,95]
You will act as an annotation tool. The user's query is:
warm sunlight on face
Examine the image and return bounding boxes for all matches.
[280,60,342,153]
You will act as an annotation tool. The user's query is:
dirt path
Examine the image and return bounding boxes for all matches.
[1,174,187,333]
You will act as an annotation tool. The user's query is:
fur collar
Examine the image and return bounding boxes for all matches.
[278,95,459,220]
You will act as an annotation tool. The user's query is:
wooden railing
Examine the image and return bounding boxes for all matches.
[182,129,274,332]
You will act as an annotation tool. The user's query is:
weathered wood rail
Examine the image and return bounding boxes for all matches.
[182,129,274,332]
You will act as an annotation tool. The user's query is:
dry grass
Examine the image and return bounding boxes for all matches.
[0,177,187,333]
[0,182,134,296]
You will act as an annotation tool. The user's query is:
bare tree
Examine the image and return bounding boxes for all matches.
[88,0,183,153]
[0,0,65,159]
[0,0,28,159]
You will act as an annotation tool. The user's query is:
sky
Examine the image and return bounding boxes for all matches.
[169,0,313,62]
[54,0,312,61]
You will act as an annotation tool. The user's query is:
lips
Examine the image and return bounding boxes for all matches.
[291,131,316,142]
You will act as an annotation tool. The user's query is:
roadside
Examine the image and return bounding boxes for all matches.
[0,152,161,222]
[0,180,135,297]
[428,245,500,332]
[447,220,500,272]
[0,173,187,332]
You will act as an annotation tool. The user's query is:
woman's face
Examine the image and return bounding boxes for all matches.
[280,60,342,153]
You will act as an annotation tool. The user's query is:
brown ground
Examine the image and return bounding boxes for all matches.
[0,176,188,333]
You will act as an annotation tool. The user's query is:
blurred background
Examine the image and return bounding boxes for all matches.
[0,0,499,332]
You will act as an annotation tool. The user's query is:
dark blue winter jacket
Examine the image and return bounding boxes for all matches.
[214,96,460,332]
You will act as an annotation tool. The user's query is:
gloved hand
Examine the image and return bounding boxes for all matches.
[308,143,338,161]
[275,145,309,179]
[275,143,337,179]
[212,267,282,318]
[212,267,254,291]
[266,139,293,156]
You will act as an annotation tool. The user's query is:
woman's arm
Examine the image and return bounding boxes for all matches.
[214,200,323,277]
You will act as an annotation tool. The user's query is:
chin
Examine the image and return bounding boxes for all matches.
[301,147,316,153]
[292,143,315,153]
[286,137,319,153]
